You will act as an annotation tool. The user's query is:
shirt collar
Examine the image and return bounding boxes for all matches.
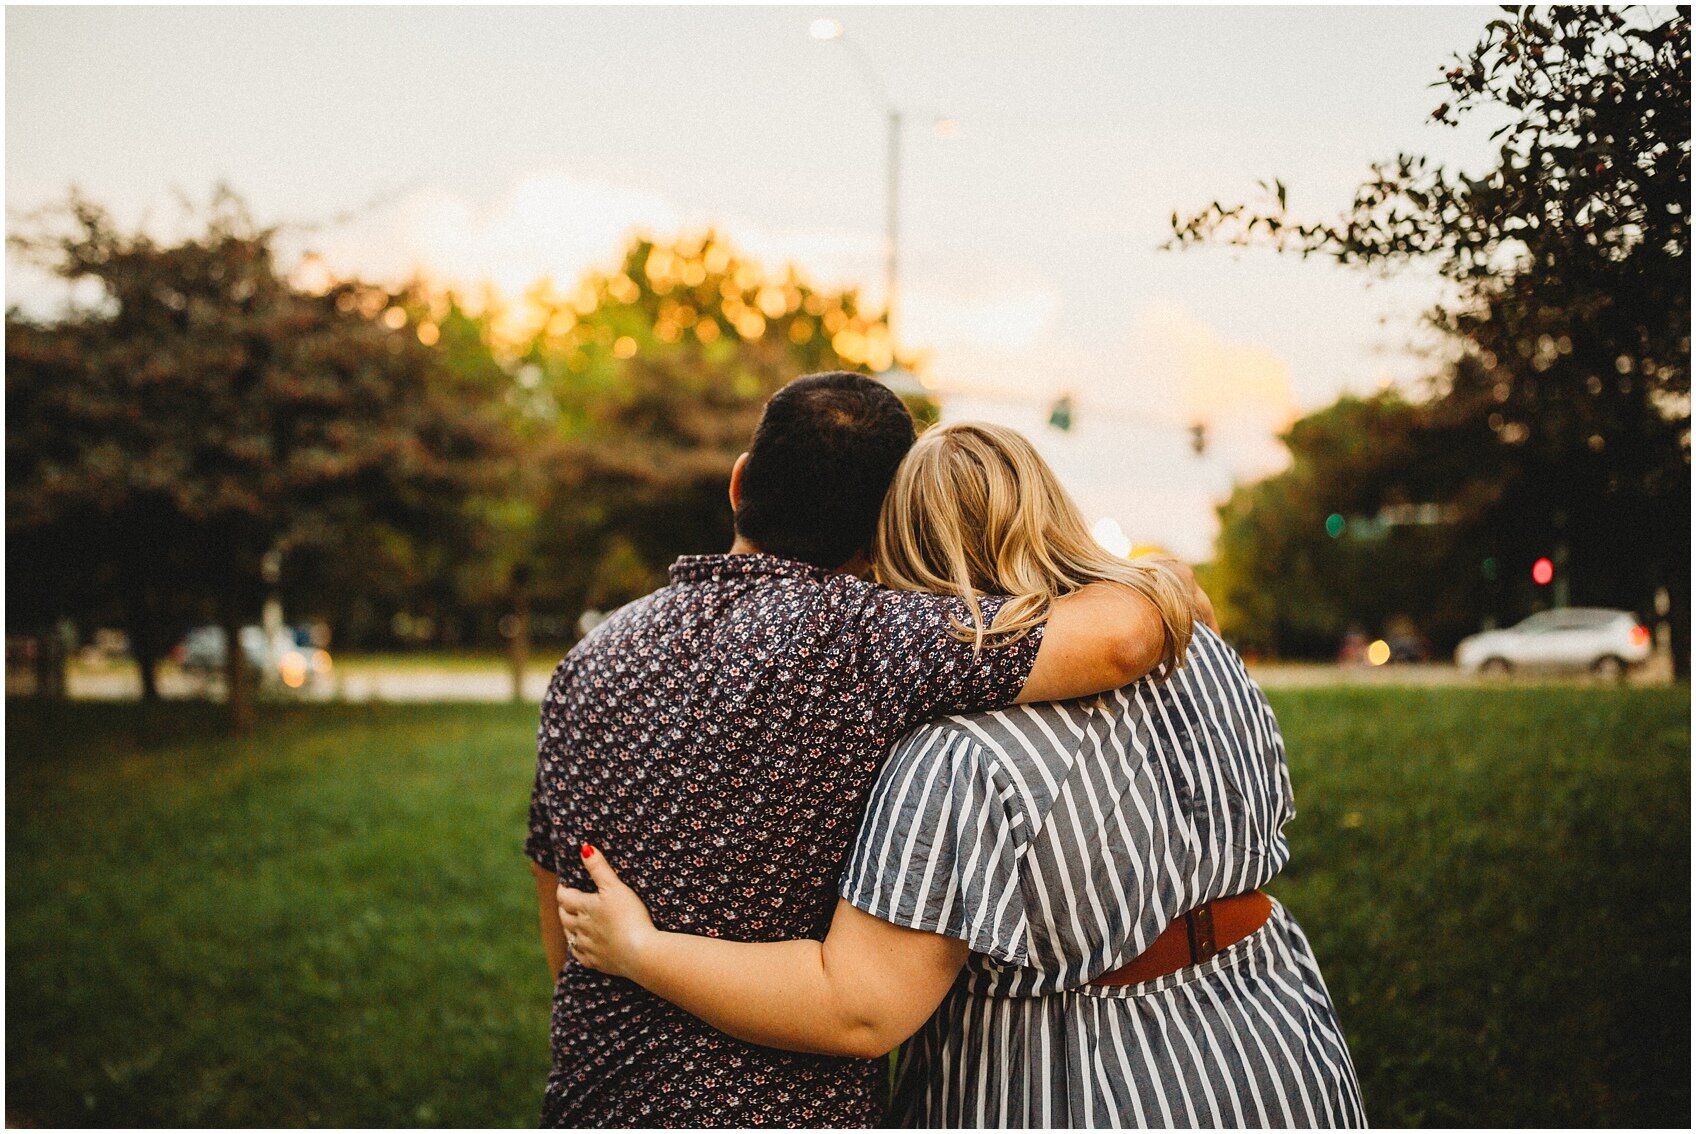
[668,552,832,586]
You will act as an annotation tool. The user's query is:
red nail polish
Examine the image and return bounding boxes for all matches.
[581,844,594,858]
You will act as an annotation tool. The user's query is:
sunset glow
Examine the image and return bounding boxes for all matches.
[6,5,1513,558]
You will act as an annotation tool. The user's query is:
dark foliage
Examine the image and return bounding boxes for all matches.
[1173,7,1690,669]
[6,190,513,723]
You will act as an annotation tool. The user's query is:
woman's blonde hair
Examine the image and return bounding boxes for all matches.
[872,421,1194,678]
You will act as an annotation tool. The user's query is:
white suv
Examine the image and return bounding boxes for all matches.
[1455,608,1652,678]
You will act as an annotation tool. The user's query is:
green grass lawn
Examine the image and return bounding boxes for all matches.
[7,702,548,1127]
[6,688,1689,1127]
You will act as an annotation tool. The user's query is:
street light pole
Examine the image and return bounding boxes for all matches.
[813,18,910,351]
[884,108,902,347]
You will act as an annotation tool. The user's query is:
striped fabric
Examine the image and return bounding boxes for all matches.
[839,625,1367,1128]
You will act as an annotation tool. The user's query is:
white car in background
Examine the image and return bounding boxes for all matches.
[1455,608,1652,678]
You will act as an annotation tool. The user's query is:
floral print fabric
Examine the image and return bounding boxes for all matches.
[526,552,1043,1127]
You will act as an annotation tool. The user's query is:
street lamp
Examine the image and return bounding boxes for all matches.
[811,18,954,355]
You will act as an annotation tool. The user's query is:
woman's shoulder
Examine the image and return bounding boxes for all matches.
[900,698,1061,751]
[890,700,1091,797]
[1168,623,1275,709]
[886,713,991,766]
[878,710,1026,792]
[861,713,1040,853]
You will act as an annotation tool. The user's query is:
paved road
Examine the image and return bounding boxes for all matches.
[43,654,1674,703]
[56,667,556,703]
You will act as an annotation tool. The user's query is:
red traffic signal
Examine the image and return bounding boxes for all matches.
[1531,557,1554,586]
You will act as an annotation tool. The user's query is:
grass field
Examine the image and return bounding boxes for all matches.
[6,687,1689,1127]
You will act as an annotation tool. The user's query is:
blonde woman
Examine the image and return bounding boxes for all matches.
[560,422,1366,1128]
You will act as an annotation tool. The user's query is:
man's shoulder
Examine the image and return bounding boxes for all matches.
[546,591,668,678]
[590,590,668,637]
[822,576,983,624]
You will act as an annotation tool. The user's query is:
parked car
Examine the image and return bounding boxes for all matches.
[1455,608,1651,678]
[175,625,333,691]
[1383,630,1428,664]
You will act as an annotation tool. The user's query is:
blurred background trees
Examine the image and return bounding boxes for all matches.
[481,231,920,632]
[1207,363,1560,659]
[6,191,513,726]
[7,191,925,719]
[8,8,1685,705]
[1176,7,1690,672]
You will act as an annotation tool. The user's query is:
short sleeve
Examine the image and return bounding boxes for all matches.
[852,588,1046,723]
[838,725,1031,966]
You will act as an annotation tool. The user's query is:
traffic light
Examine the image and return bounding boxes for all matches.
[1189,422,1206,456]
[1047,394,1073,432]
[1531,557,1554,586]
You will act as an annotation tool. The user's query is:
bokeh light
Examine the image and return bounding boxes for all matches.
[278,650,308,689]
[1531,557,1554,586]
[1092,517,1132,557]
[1366,639,1391,666]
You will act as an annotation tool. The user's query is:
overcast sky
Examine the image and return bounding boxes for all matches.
[6,4,1508,559]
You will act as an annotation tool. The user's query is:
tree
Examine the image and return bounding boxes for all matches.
[273,285,522,651]
[482,231,931,623]
[1204,390,1499,657]
[1173,6,1690,672]
[6,189,511,727]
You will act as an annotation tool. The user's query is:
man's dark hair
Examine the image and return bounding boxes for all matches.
[735,371,917,569]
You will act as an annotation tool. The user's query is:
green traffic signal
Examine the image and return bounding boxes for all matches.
[1047,395,1073,432]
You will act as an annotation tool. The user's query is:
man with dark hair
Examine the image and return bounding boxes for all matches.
[526,371,1197,1126]
[731,371,918,569]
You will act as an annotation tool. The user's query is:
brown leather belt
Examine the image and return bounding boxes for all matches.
[1090,891,1273,987]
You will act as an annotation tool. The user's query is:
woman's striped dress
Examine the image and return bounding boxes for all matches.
[839,625,1367,1128]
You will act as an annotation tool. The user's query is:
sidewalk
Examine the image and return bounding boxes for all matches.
[50,662,554,703]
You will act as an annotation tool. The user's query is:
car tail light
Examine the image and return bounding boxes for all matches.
[1631,625,1651,647]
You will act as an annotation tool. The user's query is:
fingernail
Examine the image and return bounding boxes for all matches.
[581,844,594,859]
